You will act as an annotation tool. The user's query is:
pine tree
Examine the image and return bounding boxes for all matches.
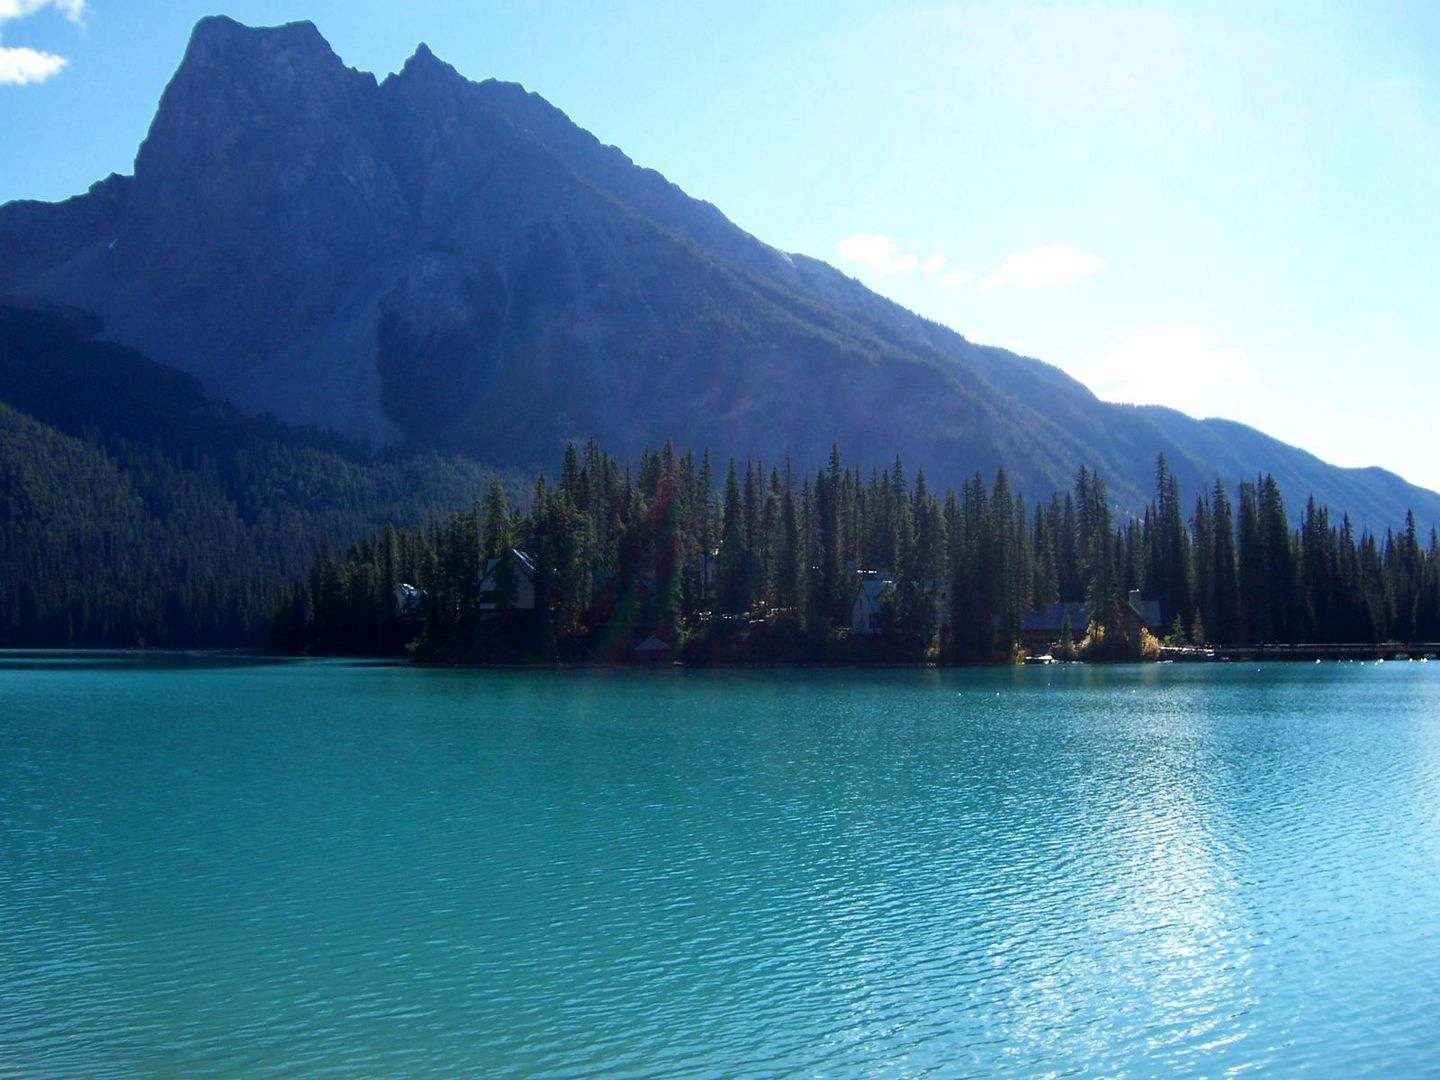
[1209,481,1239,644]
[716,459,751,615]
[482,477,511,559]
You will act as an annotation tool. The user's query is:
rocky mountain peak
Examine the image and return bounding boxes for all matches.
[186,14,330,53]
[132,14,376,188]
[399,41,460,80]
[106,16,408,386]
[162,16,347,104]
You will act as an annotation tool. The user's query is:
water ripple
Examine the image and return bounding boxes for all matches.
[2,661,1439,1076]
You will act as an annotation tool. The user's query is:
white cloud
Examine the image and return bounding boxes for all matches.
[1061,323,1247,415]
[0,0,88,24]
[937,270,974,289]
[0,0,87,86]
[0,42,64,82]
[835,232,920,276]
[921,252,947,275]
[979,243,1106,289]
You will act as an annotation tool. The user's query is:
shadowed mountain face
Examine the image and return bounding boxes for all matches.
[2,15,1436,530]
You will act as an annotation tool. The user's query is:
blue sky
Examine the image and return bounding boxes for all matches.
[4,1,1439,494]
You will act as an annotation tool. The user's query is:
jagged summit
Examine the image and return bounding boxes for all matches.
[176,15,343,82]
[1,16,1436,530]
[396,41,462,82]
[404,41,440,66]
[188,14,327,46]
[137,12,376,183]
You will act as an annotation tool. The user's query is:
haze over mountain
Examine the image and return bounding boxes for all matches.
[2,15,1435,532]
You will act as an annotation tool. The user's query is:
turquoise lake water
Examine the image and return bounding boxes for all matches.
[2,656,1438,1077]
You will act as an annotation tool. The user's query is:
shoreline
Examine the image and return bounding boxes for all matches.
[10,646,1438,670]
[1162,643,1440,663]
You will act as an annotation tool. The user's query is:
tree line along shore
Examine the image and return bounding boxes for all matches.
[272,441,1440,665]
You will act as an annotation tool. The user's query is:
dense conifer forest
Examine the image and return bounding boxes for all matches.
[276,440,1440,664]
[0,308,517,646]
[5,307,1437,658]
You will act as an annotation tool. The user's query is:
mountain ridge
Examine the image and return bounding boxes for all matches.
[2,16,1436,532]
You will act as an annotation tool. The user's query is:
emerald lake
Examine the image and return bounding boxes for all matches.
[3,656,1438,1077]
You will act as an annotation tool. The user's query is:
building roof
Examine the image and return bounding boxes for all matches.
[1128,598,1163,628]
[994,598,1162,634]
[853,578,894,606]
[1020,602,1089,634]
[482,548,535,579]
[634,636,671,653]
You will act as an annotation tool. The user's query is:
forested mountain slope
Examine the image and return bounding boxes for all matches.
[0,307,508,645]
